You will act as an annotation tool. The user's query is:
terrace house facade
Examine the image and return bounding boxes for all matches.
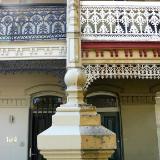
[0,0,160,160]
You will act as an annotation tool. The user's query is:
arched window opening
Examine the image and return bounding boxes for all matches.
[86,92,123,160]
[87,94,118,108]
[32,96,62,112]
[29,95,62,160]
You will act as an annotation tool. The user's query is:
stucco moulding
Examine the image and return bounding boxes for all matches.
[0,97,28,107]
[120,95,155,105]
[0,42,66,60]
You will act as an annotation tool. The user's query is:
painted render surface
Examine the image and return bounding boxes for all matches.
[121,104,158,160]
[0,73,64,160]
[0,74,158,159]
[0,107,29,160]
[87,78,159,160]
[0,0,159,160]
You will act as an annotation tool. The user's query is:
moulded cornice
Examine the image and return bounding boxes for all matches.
[25,84,65,98]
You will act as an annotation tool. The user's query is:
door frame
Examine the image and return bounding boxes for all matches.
[28,93,63,160]
[25,84,65,160]
[86,91,124,160]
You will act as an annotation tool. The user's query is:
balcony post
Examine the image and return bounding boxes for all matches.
[37,0,116,159]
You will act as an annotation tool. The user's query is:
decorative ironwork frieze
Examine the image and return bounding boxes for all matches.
[0,60,66,86]
[82,64,160,88]
[1,2,160,42]
[0,60,65,71]
[81,1,160,41]
[0,5,66,41]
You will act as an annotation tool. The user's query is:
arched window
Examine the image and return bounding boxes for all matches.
[87,93,118,108]
[29,95,62,160]
[86,92,123,160]
[32,95,62,112]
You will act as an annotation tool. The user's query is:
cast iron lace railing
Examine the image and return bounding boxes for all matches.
[1,2,160,42]
[0,5,66,41]
[81,1,160,41]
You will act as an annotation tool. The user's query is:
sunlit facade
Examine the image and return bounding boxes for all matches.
[0,0,160,160]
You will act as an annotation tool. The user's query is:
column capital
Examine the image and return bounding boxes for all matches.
[64,68,86,106]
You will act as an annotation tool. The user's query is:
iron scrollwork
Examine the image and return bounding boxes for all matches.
[0,5,66,41]
[83,64,160,89]
[81,2,160,41]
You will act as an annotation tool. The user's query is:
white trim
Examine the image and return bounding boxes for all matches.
[0,41,66,60]
[81,1,160,7]
[81,36,160,42]
[87,91,117,98]
[31,91,64,99]
[33,111,56,114]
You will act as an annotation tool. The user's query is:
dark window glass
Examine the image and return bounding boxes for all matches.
[87,95,117,108]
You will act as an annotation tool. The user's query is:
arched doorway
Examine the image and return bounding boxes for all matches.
[29,95,62,160]
[86,92,123,160]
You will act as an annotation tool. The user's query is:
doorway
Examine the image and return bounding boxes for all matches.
[28,95,62,160]
[86,92,124,160]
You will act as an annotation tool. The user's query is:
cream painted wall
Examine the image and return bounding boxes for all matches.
[0,73,64,97]
[0,107,29,160]
[121,104,159,160]
[86,79,160,160]
[0,73,65,160]
[0,73,159,160]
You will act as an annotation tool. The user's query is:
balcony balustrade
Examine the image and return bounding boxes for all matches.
[0,2,160,42]
[0,4,66,41]
[81,1,160,41]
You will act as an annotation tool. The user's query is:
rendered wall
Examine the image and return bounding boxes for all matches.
[0,73,63,97]
[121,104,158,160]
[0,107,29,160]
[0,73,64,160]
[0,73,159,160]
[86,79,160,160]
